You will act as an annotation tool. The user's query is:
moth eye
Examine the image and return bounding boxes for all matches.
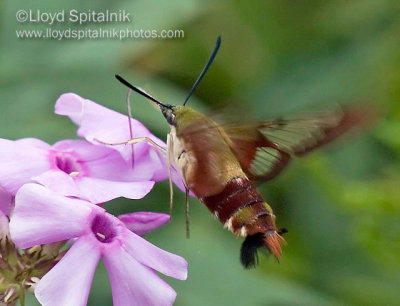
[166,113,176,125]
[161,107,176,125]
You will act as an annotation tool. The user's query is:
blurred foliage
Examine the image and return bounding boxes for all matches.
[2,0,400,305]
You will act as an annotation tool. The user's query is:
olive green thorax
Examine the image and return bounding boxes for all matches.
[163,105,246,196]
[168,106,207,133]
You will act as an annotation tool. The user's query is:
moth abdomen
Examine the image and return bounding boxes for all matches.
[199,176,285,267]
[240,232,265,268]
[200,177,262,223]
[240,230,285,268]
[234,205,286,267]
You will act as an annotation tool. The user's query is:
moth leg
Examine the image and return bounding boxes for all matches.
[166,133,174,215]
[167,132,191,238]
[185,187,190,239]
[94,137,167,154]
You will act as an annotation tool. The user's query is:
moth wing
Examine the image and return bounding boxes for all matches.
[223,107,369,183]
[221,123,291,182]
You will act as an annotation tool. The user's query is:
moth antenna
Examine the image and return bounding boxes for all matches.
[115,75,173,110]
[183,36,221,106]
[126,88,134,168]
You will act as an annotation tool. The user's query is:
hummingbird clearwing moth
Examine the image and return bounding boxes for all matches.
[114,36,372,268]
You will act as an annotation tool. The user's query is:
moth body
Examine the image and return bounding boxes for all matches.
[166,106,285,267]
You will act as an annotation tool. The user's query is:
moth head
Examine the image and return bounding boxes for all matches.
[160,105,176,126]
[115,36,221,127]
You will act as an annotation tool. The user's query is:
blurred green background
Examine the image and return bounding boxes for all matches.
[2,0,400,305]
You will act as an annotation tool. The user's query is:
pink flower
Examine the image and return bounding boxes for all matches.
[118,212,170,236]
[0,186,13,216]
[0,209,8,240]
[55,93,187,191]
[9,184,187,306]
[0,138,155,204]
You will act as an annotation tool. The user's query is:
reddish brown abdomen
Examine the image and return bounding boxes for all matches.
[199,177,284,256]
[199,177,284,259]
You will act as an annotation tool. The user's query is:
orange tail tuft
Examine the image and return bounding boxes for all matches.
[264,231,286,259]
[240,231,286,268]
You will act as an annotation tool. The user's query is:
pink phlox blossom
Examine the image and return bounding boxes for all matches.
[10,184,187,306]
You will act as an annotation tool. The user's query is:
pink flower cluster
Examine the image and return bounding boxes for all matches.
[0,93,187,305]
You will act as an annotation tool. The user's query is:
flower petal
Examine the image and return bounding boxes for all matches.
[84,148,155,182]
[16,138,52,150]
[55,93,165,162]
[32,170,82,198]
[0,186,13,216]
[118,212,170,236]
[10,184,97,248]
[54,139,159,182]
[52,139,115,162]
[122,229,187,280]
[35,235,101,306]
[103,243,177,306]
[0,139,50,194]
[75,177,155,204]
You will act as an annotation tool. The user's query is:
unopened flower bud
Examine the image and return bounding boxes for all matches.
[24,277,40,293]
[1,284,20,305]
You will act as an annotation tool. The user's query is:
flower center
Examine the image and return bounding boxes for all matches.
[91,214,117,243]
[54,152,82,175]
